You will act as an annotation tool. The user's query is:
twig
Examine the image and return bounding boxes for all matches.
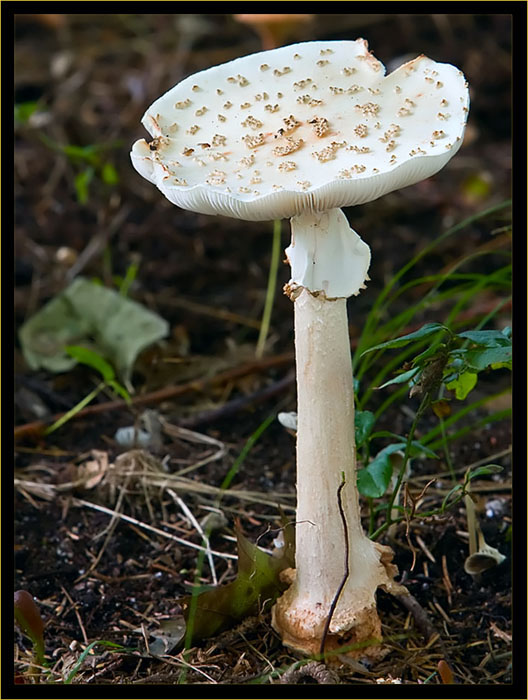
[71,498,238,561]
[166,488,217,585]
[410,447,511,484]
[415,533,436,564]
[14,352,294,440]
[393,590,439,645]
[83,468,135,579]
[152,293,262,329]
[65,205,131,282]
[393,588,457,682]
[60,585,89,645]
[14,473,295,510]
[179,372,295,429]
[441,554,454,606]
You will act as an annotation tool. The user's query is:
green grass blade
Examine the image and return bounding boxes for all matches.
[219,413,276,493]
[64,640,128,684]
[425,407,511,451]
[354,200,511,363]
[44,382,106,435]
[256,219,282,359]
[419,389,510,445]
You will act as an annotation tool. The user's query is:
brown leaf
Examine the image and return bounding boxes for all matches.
[437,659,454,684]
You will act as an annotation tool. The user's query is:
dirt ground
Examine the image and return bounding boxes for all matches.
[13,11,519,689]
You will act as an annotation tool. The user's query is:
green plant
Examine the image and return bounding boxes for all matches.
[44,346,130,435]
[38,134,121,204]
[255,219,282,359]
[174,413,288,683]
[14,586,132,684]
[63,640,129,684]
[345,200,511,538]
[353,200,511,373]
[355,322,510,539]
[14,101,41,124]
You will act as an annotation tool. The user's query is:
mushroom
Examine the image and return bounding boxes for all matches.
[131,39,469,658]
[464,490,506,577]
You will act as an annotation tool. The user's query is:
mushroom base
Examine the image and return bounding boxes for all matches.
[272,591,383,660]
[272,542,403,660]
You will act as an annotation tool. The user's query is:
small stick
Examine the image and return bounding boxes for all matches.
[71,498,238,561]
[166,488,217,585]
[60,585,88,645]
[415,534,436,564]
[393,589,457,682]
[441,554,454,606]
[180,372,295,429]
[14,352,294,440]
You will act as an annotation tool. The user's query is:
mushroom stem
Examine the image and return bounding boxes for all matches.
[272,209,402,658]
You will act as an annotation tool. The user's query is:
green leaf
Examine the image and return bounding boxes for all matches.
[408,441,439,459]
[44,382,106,435]
[74,167,95,204]
[456,330,511,347]
[14,101,39,124]
[19,277,169,382]
[491,361,512,370]
[62,143,99,165]
[441,484,463,513]
[377,366,420,389]
[355,410,375,447]
[65,346,115,382]
[107,379,131,403]
[361,323,446,356]
[174,521,295,644]
[366,434,438,459]
[446,371,478,400]
[412,344,446,367]
[380,441,437,460]
[466,464,503,481]
[464,346,512,372]
[357,452,393,498]
[461,172,492,201]
[119,259,140,297]
[64,640,129,684]
[369,430,403,441]
[101,161,120,185]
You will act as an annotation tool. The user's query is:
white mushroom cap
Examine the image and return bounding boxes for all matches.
[131,39,469,221]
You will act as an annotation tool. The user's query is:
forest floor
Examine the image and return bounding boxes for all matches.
[13,12,517,689]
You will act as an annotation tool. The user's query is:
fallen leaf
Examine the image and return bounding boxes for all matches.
[19,277,168,382]
[168,518,294,645]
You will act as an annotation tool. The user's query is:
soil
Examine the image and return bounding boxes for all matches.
[12,11,518,690]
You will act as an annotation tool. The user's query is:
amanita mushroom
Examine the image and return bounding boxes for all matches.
[131,39,469,657]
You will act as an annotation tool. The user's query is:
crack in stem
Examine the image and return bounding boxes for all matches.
[319,471,349,657]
